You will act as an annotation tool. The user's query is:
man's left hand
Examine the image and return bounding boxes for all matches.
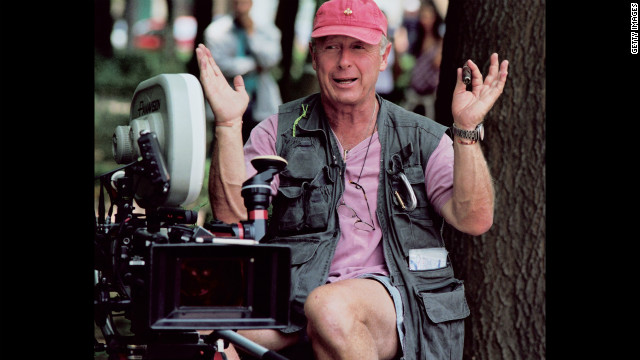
[451,53,509,129]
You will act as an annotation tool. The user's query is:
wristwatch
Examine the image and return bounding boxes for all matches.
[451,123,484,142]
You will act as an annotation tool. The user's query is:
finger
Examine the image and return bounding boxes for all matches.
[202,46,220,77]
[196,48,212,83]
[203,44,214,59]
[197,43,210,62]
[487,58,509,92]
[499,59,509,82]
[197,44,222,77]
[493,59,509,92]
[484,53,500,86]
[233,75,248,97]
[195,46,205,68]
[196,45,212,75]
[207,57,219,77]
[481,59,509,106]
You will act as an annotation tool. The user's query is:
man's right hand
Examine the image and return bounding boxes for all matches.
[195,43,249,127]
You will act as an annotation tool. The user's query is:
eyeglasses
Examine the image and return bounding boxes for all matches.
[337,180,376,231]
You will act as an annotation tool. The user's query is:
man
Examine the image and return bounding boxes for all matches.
[196,0,509,359]
[203,0,282,142]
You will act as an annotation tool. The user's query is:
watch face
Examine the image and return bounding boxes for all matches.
[478,123,484,140]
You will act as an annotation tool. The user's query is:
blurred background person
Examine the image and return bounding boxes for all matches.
[375,7,404,104]
[204,0,282,143]
[401,0,444,119]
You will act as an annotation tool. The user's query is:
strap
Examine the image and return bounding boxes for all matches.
[292,104,309,137]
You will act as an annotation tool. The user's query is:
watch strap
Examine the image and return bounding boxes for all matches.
[451,123,483,141]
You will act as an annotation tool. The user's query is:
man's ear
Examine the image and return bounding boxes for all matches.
[379,42,392,72]
[309,42,317,71]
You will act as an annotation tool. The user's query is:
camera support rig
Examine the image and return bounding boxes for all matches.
[95,74,291,360]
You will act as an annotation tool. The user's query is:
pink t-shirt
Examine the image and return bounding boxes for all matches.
[244,114,454,283]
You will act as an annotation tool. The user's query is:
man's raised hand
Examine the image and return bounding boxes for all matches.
[195,43,249,126]
[451,53,509,129]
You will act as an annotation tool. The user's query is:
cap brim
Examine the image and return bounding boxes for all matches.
[311,25,382,45]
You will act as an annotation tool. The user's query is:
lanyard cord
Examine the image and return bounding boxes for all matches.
[354,100,378,183]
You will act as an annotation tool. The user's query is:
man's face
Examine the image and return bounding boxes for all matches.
[311,35,390,107]
[233,0,252,16]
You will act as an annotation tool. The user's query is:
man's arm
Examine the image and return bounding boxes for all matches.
[196,44,250,223]
[440,139,494,235]
[209,122,247,223]
[440,53,509,235]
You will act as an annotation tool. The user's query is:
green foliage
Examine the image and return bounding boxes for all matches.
[95,49,187,97]
[395,53,416,89]
[94,49,190,173]
[94,93,128,176]
[94,49,200,213]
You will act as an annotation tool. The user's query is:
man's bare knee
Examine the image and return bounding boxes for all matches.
[303,279,400,359]
[305,285,352,326]
[304,283,363,348]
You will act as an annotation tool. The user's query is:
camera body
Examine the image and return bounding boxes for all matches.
[95,74,290,359]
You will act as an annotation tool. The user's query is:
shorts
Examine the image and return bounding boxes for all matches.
[356,273,405,353]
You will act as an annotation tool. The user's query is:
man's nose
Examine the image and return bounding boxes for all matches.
[338,48,353,69]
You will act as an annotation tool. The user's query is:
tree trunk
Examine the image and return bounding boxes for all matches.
[275,0,325,102]
[186,0,214,77]
[436,1,546,359]
[275,0,300,102]
[125,0,138,52]
[163,0,176,58]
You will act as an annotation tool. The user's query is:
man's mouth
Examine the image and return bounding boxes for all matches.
[334,78,358,84]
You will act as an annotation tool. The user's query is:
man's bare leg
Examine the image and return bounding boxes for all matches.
[304,278,399,360]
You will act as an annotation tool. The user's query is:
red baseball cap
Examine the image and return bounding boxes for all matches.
[311,0,387,45]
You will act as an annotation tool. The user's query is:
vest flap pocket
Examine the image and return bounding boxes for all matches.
[278,185,303,199]
[402,164,424,183]
[289,239,321,265]
[279,137,323,180]
[263,237,321,266]
[419,282,470,323]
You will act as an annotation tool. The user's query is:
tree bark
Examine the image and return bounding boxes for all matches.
[187,0,214,77]
[436,1,546,359]
[275,0,300,102]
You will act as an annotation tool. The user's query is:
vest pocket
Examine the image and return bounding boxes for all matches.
[414,280,469,359]
[274,185,305,230]
[263,236,321,265]
[393,164,428,213]
[418,281,470,323]
[272,167,332,235]
[389,164,441,254]
[392,213,439,258]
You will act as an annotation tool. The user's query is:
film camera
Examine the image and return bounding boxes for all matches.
[95,74,291,360]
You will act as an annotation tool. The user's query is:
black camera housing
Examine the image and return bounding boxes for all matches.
[148,242,291,330]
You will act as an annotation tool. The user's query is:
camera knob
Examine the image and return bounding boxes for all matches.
[250,155,288,174]
[113,125,135,164]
